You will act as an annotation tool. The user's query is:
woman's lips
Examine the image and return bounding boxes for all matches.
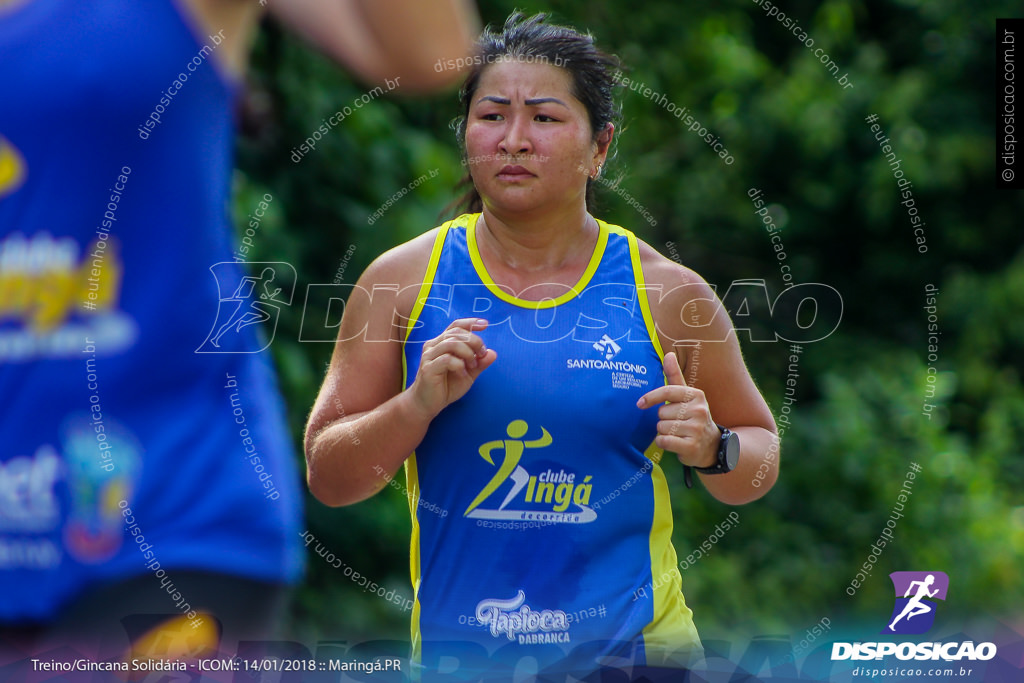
[497,165,535,179]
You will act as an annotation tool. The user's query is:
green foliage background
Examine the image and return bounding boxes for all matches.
[231,0,1023,649]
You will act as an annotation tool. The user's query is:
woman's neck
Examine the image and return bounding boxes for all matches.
[476,205,597,274]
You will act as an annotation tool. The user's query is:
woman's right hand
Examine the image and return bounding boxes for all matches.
[409,318,497,419]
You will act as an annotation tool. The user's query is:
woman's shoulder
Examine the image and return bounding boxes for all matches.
[631,235,710,293]
[359,227,440,293]
[371,226,438,270]
[357,214,474,300]
[592,217,711,295]
[630,235,730,342]
[339,223,450,336]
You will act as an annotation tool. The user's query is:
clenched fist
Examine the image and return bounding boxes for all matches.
[409,318,497,419]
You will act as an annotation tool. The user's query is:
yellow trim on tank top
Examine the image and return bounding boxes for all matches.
[620,227,666,361]
[466,213,610,309]
[401,220,454,665]
[403,221,453,345]
[405,453,423,663]
[641,439,704,666]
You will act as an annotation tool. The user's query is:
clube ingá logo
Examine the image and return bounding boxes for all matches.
[883,570,948,635]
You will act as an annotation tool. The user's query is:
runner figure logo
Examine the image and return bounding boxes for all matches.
[197,262,296,353]
[463,420,597,524]
[882,571,949,635]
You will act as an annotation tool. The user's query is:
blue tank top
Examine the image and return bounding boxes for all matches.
[403,213,702,677]
[0,0,303,621]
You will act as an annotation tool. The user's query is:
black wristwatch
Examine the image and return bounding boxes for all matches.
[684,425,740,489]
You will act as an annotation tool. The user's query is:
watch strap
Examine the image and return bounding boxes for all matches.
[685,425,735,488]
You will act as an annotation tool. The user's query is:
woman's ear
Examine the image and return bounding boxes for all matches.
[594,122,615,162]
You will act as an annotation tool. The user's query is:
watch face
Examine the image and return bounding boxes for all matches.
[723,431,740,470]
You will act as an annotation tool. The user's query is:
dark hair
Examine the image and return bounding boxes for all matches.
[447,12,623,216]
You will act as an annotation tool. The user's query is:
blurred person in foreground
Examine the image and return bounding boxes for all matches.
[0,0,478,667]
[306,12,779,682]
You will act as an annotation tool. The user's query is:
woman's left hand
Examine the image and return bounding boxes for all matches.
[637,351,721,469]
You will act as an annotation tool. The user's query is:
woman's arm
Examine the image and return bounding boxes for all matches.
[269,0,480,92]
[303,266,423,506]
[304,233,496,507]
[640,243,780,505]
[183,0,479,89]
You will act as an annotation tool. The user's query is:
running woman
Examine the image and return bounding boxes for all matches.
[305,12,779,681]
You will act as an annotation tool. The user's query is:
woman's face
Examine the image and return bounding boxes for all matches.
[465,58,610,217]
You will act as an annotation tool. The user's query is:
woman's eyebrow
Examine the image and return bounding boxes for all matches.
[524,97,568,107]
[475,95,569,107]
